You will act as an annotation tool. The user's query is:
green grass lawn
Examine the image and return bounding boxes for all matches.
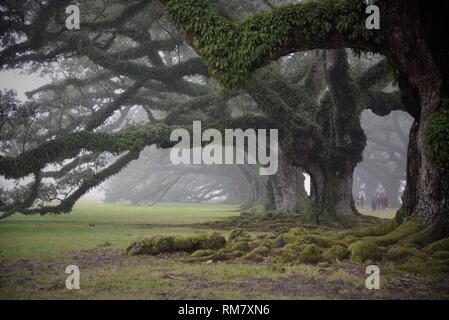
[0,201,238,260]
[358,207,398,220]
[0,202,397,261]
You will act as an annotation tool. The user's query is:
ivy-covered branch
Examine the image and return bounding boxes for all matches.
[164,91,235,124]
[14,151,142,216]
[0,124,175,179]
[157,0,384,88]
[0,113,276,181]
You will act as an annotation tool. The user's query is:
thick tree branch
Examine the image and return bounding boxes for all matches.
[157,0,384,88]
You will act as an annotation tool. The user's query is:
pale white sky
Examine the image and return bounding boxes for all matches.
[0,69,50,101]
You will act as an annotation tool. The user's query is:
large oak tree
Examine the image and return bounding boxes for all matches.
[157,0,449,241]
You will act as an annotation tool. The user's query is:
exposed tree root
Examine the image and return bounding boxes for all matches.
[127,213,449,274]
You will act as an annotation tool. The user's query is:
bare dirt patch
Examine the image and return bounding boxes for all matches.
[1,249,449,299]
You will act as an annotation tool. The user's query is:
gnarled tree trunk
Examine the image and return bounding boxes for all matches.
[307,159,357,223]
[268,151,309,213]
[384,0,449,241]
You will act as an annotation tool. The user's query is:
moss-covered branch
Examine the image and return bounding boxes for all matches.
[164,91,235,124]
[0,124,175,179]
[15,151,141,216]
[0,113,276,180]
[158,0,384,88]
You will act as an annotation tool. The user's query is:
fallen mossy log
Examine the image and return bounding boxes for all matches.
[126,233,226,256]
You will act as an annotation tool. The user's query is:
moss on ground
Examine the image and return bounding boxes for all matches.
[190,249,215,258]
[241,245,271,262]
[228,228,251,241]
[424,237,449,254]
[127,212,449,274]
[278,250,299,263]
[386,247,418,262]
[126,233,226,256]
[349,240,384,263]
[372,218,421,246]
[431,251,449,260]
[323,245,350,261]
[299,244,324,264]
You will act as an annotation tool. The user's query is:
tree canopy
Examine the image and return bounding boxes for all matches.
[1,0,448,242]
